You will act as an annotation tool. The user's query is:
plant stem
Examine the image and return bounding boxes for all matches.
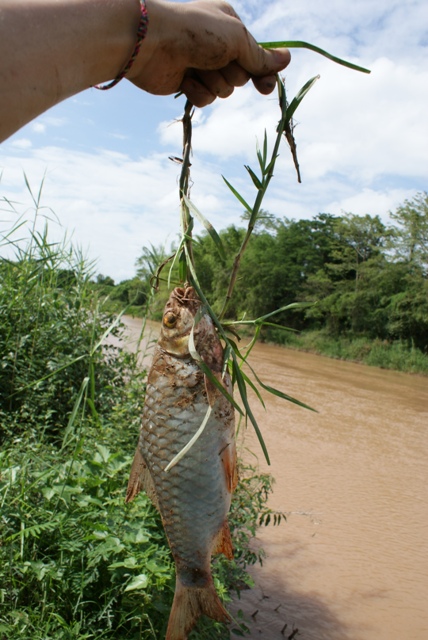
[179,100,195,281]
[219,78,288,319]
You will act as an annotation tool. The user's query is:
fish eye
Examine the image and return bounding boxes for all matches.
[163,312,177,329]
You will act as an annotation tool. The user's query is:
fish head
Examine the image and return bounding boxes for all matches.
[159,286,224,372]
[158,286,201,357]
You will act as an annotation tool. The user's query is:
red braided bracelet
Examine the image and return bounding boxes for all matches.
[94,0,148,90]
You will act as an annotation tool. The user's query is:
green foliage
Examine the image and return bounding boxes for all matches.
[128,195,428,371]
[389,191,428,272]
[0,226,129,445]
[191,203,428,361]
[0,434,174,639]
[1,434,277,639]
[269,329,428,375]
[0,206,279,639]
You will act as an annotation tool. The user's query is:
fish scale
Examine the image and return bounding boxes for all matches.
[126,286,237,640]
[142,357,230,567]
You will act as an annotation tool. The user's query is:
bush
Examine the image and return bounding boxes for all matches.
[0,225,129,445]
[0,211,279,638]
[0,427,277,639]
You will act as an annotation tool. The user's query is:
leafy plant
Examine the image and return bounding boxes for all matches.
[0,202,282,638]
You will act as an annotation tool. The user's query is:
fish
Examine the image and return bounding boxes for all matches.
[126,285,237,640]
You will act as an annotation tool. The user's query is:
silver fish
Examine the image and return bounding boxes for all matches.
[126,285,237,640]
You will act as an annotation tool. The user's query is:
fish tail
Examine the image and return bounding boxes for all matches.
[166,575,230,640]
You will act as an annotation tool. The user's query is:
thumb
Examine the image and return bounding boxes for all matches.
[237,37,291,78]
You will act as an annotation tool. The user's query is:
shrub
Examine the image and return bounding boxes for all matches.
[0,210,279,638]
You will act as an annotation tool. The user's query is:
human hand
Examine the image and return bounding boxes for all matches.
[128,0,291,107]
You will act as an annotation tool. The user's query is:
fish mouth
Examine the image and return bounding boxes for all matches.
[168,285,201,315]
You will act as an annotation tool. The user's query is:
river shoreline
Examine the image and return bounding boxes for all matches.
[122,311,428,376]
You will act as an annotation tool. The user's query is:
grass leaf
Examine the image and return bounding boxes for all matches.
[182,194,226,261]
[222,176,252,213]
[245,165,263,190]
[259,40,371,74]
[286,75,320,122]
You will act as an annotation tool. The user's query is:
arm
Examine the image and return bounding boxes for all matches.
[0,0,290,142]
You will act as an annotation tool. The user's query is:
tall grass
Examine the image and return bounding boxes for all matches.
[0,192,280,638]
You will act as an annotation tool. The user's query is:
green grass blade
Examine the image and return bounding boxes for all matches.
[222,176,252,213]
[259,40,371,74]
[198,355,243,416]
[249,364,317,412]
[257,302,312,322]
[168,236,185,289]
[256,321,298,331]
[240,369,266,409]
[259,380,317,412]
[61,376,90,449]
[231,351,271,465]
[182,194,226,261]
[245,165,263,190]
[286,75,320,121]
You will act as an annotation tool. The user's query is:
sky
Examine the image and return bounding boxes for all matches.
[1,0,427,283]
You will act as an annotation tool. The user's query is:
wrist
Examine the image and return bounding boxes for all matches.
[90,0,145,87]
[94,0,148,89]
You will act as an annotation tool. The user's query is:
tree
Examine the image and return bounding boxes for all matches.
[389,192,428,273]
[135,243,172,286]
[96,273,115,286]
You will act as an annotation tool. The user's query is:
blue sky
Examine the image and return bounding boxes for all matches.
[1,0,427,282]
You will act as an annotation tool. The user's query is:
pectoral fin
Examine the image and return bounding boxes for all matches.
[220,440,238,494]
[213,519,234,560]
[125,446,159,510]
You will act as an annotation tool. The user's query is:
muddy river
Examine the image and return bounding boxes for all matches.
[118,317,428,640]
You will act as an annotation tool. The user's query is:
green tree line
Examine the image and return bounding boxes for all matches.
[114,192,426,358]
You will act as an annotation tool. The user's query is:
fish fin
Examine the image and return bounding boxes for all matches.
[125,447,159,510]
[220,440,238,494]
[213,520,234,560]
[166,575,230,640]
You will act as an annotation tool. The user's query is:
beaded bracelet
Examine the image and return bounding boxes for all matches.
[94,0,149,90]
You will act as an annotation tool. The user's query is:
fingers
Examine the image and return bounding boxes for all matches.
[129,0,291,105]
[252,74,279,95]
[194,70,234,99]
[179,62,248,107]
[221,61,251,87]
[179,56,285,108]
[179,76,217,108]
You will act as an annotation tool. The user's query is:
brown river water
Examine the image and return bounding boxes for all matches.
[118,317,428,640]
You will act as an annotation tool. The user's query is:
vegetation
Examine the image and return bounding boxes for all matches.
[0,213,282,639]
[111,193,428,374]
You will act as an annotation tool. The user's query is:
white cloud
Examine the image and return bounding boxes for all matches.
[9,138,32,149]
[326,188,417,220]
[0,145,244,283]
[32,123,46,134]
[1,0,427,283]
[294,57,428,182]
[158,85,280,161]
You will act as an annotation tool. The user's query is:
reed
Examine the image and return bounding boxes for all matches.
[162,43,370,465]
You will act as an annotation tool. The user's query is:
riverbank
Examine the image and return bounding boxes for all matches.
[265,327,428,375]
[120,304,428,375]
